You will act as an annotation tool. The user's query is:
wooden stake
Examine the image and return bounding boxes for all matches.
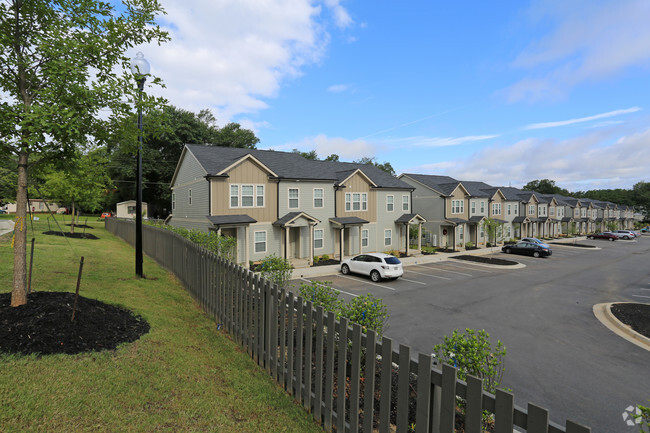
[71,256,85,322]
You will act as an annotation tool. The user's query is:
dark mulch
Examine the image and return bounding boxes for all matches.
[313,259,340,267]
[436,248,457,253]
[0,291,150,356]
[65,224,93,229]
[452,255,518,266]
[42,231,99,240]
[610,303,650,339]
[549,242,595,248]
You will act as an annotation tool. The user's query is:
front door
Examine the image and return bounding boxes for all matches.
[290,227,300,258]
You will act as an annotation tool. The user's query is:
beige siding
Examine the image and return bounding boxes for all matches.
[336,172,376,222]
[210,159,277,223]
[445,188,468,219]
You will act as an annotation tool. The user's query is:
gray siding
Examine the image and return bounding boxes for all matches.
[170,151,210,232]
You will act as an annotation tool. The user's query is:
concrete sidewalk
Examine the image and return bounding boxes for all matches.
[0,219,14,237]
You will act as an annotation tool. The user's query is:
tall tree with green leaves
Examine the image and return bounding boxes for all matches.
[0,0,168,306]
[522,179,570,196]
[354,156,396,176]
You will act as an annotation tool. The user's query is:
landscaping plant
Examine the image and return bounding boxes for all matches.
[297,280,342,316]
[259,254,293,289]
[340,294,389,336]
[634,403,650,433]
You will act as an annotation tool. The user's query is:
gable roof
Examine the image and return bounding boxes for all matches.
[181,144,412,189]
[400,173,461,195]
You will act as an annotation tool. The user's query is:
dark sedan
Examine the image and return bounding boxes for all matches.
[586,232,617,241]
[502,241,552,258]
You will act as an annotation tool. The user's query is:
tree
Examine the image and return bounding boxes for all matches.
[632,181,650,220]
[324,154,340,162]
[106,106,259,216]
[0,156,17,205]
[522,179,570,196]
[1,0,168,307]
[292,149,318,160]
[354,156,396,176]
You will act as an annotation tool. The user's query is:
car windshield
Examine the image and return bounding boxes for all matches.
[384,257,401,265]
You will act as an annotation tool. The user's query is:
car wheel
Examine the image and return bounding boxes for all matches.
[370,270,381,282]
[609,237,615,241]
[504,248,511,254]
[587,236,593,239]
[624,236,630,240]
[341,264,350,275]
[533,251,540,258]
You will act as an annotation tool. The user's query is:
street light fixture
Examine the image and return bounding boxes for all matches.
[130,52,149,278]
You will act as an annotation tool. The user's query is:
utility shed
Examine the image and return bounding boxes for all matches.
[116,200,148,219]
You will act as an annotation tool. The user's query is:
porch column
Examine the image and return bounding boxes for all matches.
[405,224,410,256]
[339,227,345,261]
[418,222,422,252]
[309,223,314,266]
[217,228,222,236]
[358,226,362,254]
[244,225,250,268]
[285,227,290,260]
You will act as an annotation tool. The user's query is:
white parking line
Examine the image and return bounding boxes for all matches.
[299,278,358,298]
[633,295,650,299]
[405,269,452,280]
[337,274,396,290]
[398,277,427,285]
[416,264,472,276]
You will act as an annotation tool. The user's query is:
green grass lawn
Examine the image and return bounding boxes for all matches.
[0,217,322,433]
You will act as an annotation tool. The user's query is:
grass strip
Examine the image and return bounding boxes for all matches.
[0,217,322,433]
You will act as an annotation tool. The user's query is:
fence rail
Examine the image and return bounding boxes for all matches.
[106,218,591,433]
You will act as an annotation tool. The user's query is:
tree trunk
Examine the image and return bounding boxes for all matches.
[12,151,28,307]
[70,199,76,234]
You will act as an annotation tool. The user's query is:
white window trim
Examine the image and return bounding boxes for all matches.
[256,185,265,207]
[345,191,368,212]
[387,195,394,212]
[492,203,501,215]
[241,184,254,208]
[172,193,175,210]
[471,202,476,214]
[384,229,392,246]
[361,229,369,247]
[254,231,267,253]
[402,195,409,211]
[451,200,464,214]
[313,188,324,208]
[230,184,239,208]
[288,188,299,209]
[314,229,324,249]
[345,193,351,211]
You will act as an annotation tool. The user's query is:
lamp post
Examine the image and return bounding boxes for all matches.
[130,52,149,278]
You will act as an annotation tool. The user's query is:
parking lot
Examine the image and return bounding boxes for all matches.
[295,236,650,433]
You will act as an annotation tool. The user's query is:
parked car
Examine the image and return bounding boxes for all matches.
[502,241,552,258]
[611,230,636,240]
[341,253,404,281]
[586,232,617,241]
[641,226,650,233]
[520,237,550,248]
[100,212,113,219]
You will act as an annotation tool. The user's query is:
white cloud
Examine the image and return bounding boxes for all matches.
[384,135,499,148]
[274,134,376,160]
[506,0,650,102]
[524,107,642,130]
[447,127,650,189]
[328,84,352,93]
[136,0,350,123]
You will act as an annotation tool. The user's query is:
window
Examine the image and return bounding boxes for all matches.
[471,202,476,214]
[550,207,555,216]
[362,193,368,211]
[172,193,175,210]
[480,224,485,238]
[384,229,392,246]
[480,201,485,214]
[529,205,535,215]
[242,185,254,207]
[230,185,239,207]
[345,193,351,211]
[188,189,192,206]
[459,226,463,240]
[289,188,299,209]
[127,205,136,214]
[506,226,511,237]
[492,203,501,215]
[313,188,323,208]
[362,229,369,247]
[256,185,265,207]
[352,193,361,211]
[514,205,518,215]
[507,204,511,215]
[387,195,394,212]
[314,229,323,249]
[452,200,464,214]
[402,195,409,211]
[254,231,266,253]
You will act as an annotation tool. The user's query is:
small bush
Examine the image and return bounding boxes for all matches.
[259,254,293,289]
[383,249,400,257]
[633,403,650,432]
[298,281,342,316]
[465,241,474,249]
[320,254,330,261]
[340,294,389,335]
[421,246,436,254]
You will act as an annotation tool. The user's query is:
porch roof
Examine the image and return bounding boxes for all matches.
[445,218,467,225]
[273,212,320,227]
[395,213,426,224]
[329,217,369,227]
[512,216,530,223]
[207,214,257,227]
[469,216,486,223]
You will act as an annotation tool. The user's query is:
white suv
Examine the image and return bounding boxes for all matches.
[611,230,636,240]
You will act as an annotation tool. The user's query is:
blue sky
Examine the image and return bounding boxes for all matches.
[138,0,650,192]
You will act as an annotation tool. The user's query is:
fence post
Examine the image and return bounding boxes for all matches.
[416,353,432,433]
[363,329,377,433]
[336,317,349,433]
[379,336,393,433]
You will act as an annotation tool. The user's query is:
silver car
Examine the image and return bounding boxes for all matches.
[611,230,636,240]
[341,253,404,282]
[520,237,550,248]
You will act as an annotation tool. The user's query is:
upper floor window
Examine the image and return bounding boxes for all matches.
[289,188,299,209]
[402,195,409,211]
[256,186,264,207]
[492,203,501,215]
[451,200,464,214]
[230,185,239,207]
[230,184,264,208]
[471,202,476,214]
[480,201,485,214]
[188,189,192,206]
[387,195,394,212]
[514,205,518,215]
[507,204,511,215]
[550,207,555,216]
[345,192,367,211]
[242,185,254,207]
[528,205,535,215]
[313,188,323,208]
[172,193,176,210]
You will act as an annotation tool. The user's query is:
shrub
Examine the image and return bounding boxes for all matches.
[421,246,436,254]
[465,241,474,249]
[298,280,342,316]
[320,254,330,261]
[633,403,650,432]
[259,254,293,289]
[433,328,506,394]
[340,294,389,335]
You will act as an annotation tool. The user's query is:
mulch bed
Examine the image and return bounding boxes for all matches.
[549,242,595,248]
[0,291,150,356]
[42,231,99,240]
[313,259,340,267]
[610,303,650,339]
[65,224,94,229]
[452,255,518,266]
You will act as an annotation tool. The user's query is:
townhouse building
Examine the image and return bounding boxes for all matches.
[169,145,423,267]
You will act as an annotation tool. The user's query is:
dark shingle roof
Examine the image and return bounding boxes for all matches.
[185,144,412,189]
[207,215,257,226]
[401,174,461,195]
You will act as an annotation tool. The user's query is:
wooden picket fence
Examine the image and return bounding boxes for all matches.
[106,219,591,433]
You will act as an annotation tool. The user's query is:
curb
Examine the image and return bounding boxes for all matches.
[593,302,650,352]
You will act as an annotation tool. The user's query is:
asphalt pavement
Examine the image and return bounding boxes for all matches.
[0,219,13,237]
